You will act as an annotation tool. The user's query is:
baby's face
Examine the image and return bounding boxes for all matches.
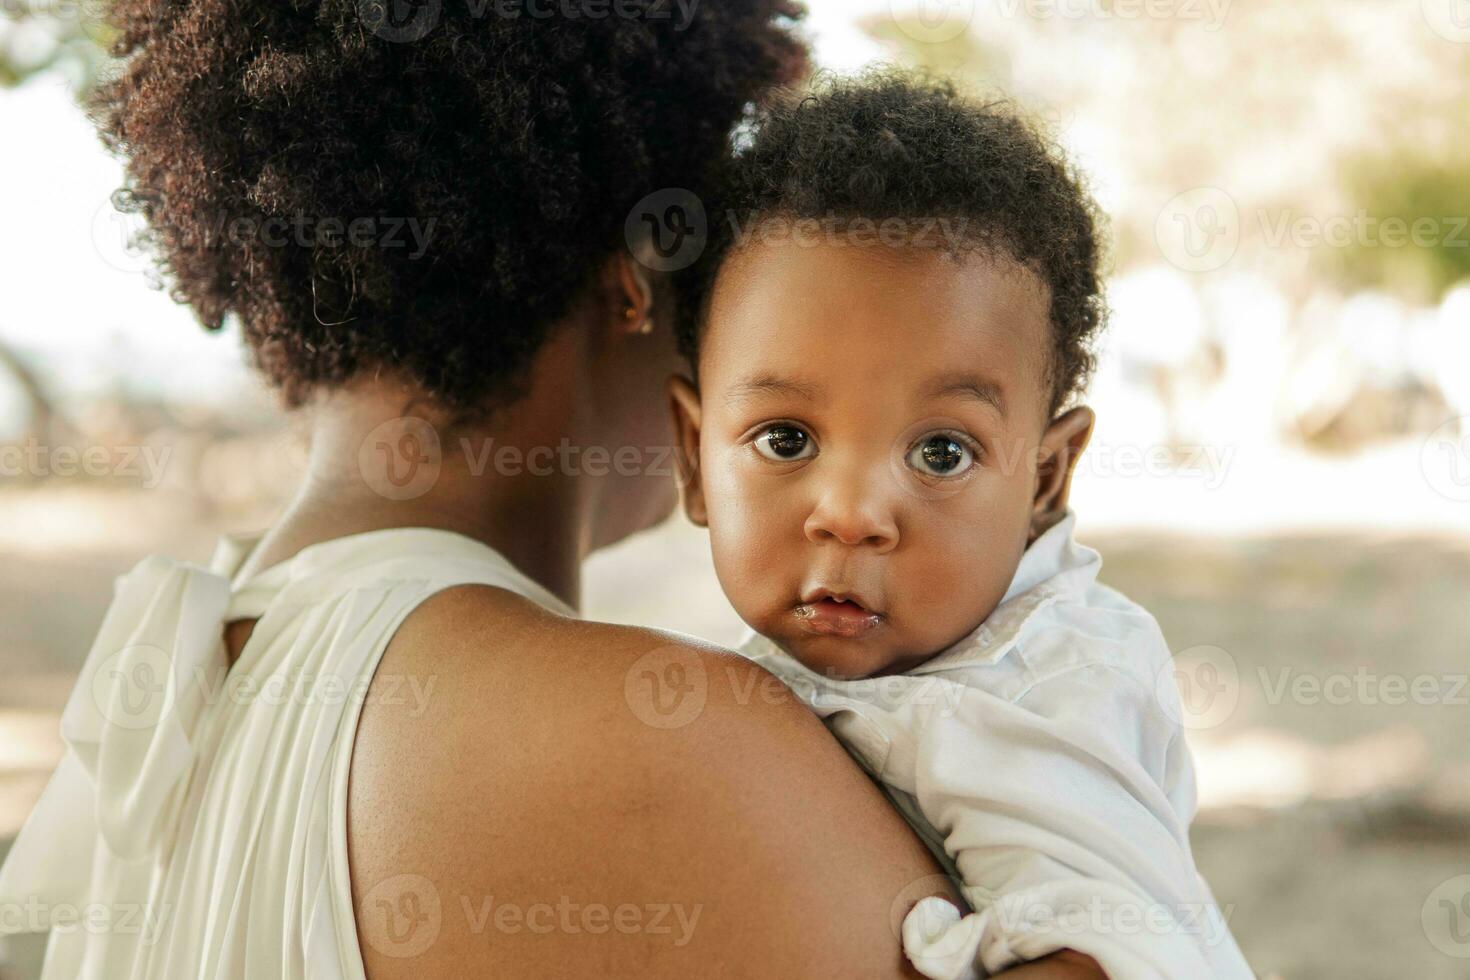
[676,239,1067,680]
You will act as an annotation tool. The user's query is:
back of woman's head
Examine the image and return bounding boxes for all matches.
[89,0,807,414]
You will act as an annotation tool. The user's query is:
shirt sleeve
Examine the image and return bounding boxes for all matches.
[901,661,1252,980]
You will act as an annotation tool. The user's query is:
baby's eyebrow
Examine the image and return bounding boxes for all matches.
[924,373,1007,418]
[725,374,821,404]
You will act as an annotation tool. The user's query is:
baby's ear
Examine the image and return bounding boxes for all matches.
[1029,406,1094,543]
[667,375,708,527]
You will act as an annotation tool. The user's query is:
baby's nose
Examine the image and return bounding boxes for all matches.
[803,479,899,552]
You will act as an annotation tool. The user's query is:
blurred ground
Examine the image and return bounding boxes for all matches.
[2,483,1467,979]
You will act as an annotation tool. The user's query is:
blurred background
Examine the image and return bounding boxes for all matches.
[1,1,1468,977]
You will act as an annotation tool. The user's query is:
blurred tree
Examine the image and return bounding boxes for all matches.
[859,13,999,79]
[0,2,112,451]
[0,341,67,450]
[867,1,1468,453]
[864,0,1470,303]
[0,1,113,94]
[1336,155,1470,302]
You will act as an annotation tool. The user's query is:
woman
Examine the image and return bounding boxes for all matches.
[0,2,1102,976]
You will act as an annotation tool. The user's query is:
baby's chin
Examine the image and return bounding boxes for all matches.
[761,625,915,681]
[753,603,988,680]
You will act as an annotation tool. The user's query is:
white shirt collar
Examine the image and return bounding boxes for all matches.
[999,508,1100,605]
[905,508,1102,675]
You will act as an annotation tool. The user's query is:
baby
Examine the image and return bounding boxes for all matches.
[665,72,1254,980]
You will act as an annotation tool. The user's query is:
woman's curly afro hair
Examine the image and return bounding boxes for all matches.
[679,70,1107,417]
[87,0,807,414]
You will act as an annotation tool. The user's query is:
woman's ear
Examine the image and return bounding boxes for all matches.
[667,374,707,527]
[613,253,654,335]
[1029,406,1094,543]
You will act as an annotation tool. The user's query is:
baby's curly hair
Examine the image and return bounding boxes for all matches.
[87,0,807,413]
[679,70,1107,416]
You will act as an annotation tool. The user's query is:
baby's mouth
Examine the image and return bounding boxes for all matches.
[793,591,884,638]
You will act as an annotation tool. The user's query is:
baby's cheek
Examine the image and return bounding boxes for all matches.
[705,459,797,554]
[900,520,1015,645]
[704,491,794,626]
[704,476,765,561]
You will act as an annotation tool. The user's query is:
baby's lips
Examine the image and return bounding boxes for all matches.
[798,585,883,615]
[793,597,885,638]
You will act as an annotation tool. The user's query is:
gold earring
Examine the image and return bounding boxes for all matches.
[638,316,653,334]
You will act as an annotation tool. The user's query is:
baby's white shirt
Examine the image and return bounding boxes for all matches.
[736,511,1254,980]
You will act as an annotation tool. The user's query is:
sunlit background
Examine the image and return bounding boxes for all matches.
[2,1,1469,977]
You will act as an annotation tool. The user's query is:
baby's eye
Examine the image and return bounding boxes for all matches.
[906,433,976,478]
[753,424,814,462]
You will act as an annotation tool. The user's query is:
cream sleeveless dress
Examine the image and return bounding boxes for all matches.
[0,528,576,979]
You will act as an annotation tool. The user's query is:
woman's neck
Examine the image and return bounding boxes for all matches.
[235,376,593,611]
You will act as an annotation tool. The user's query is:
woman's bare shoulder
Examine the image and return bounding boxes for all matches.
[348,583,948,978]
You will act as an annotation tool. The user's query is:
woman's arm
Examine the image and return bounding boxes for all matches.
[351,585,958,978]
[351,585,1109,978]
[1005,950,1107,978]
